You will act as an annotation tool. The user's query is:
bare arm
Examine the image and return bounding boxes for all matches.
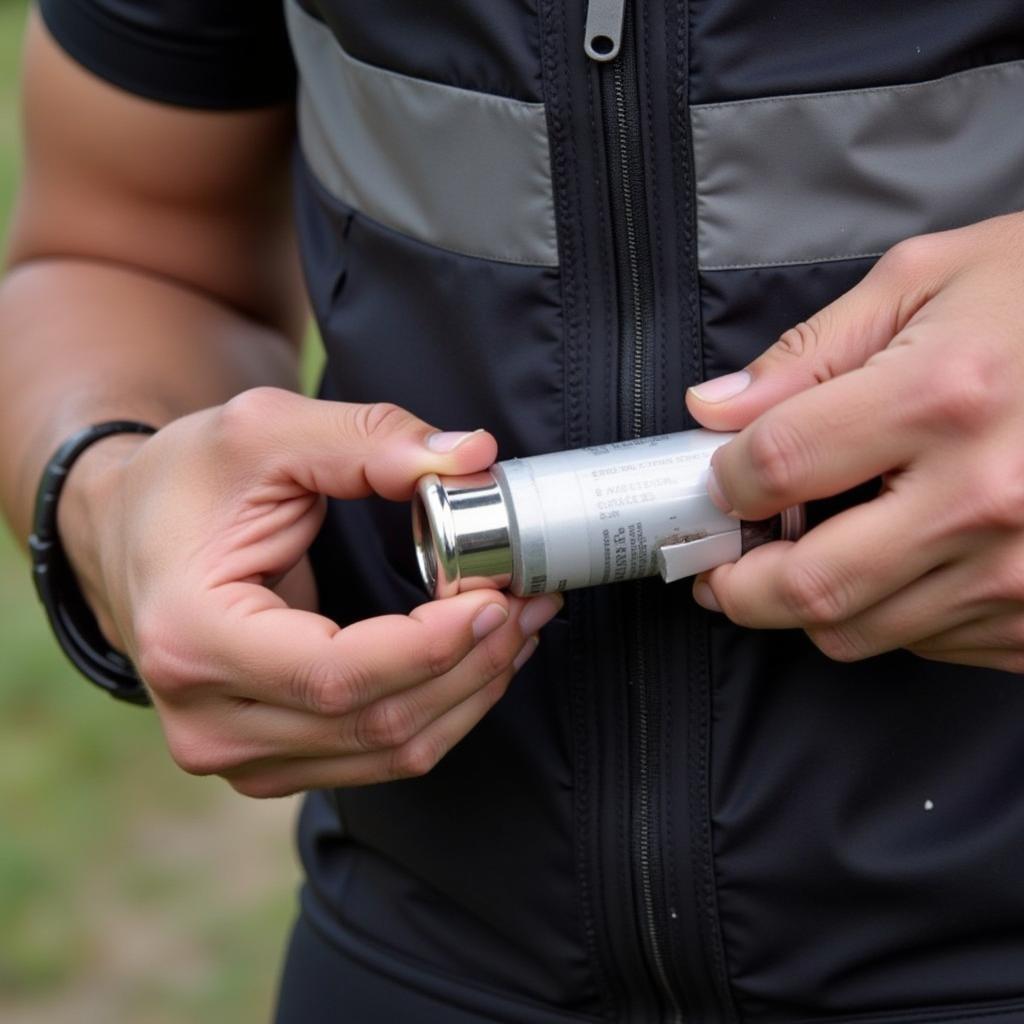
[0,10,305,543]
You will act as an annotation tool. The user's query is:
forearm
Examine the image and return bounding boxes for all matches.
[0,256,302,543]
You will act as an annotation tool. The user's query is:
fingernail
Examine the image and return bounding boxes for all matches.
[689,370,751,404]
[706,466,732,515]
[513,635,540,671]
[426,428,484,453]
[518,593,564,637]
[693,581,722,613]
[472,603,509,641]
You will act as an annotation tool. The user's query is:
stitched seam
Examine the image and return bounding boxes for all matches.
[578,43,614,1020]
[586,77,607,452]
[299,139,559,268]
[588,43,620,1014]
[682,9,722,1006]
[640,0,678,1005]
[788,996,1024,1024]
[643,2,679,1015]
[614,595,632,1019]
[289,0,547,111]
[580,81,599,454]
[690,58,1024,112]
[690,62,1024,271]
[666,1,688,1017]
[538,1,616,1019]
[698,614,739,1019]
[645,5,668,462]
[700,251,883,272]
[678,0,738,1012]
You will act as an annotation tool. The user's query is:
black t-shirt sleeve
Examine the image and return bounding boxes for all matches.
[38,0,295,110]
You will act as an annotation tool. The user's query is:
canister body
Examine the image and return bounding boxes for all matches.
[413,430,804,599]
[497,431,736,594]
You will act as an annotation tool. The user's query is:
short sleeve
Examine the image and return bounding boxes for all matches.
[38,0,295,110]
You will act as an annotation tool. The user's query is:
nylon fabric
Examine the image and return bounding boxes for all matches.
[709,627,1024,1020]
[691,59,1024,270]
[687,0,1024,103]
[285,0,557,268]
[297,0,544,102]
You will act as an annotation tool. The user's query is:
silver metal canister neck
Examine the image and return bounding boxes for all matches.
[412,472,514,599]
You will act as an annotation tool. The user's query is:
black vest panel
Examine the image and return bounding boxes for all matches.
[293,2,1024,1020]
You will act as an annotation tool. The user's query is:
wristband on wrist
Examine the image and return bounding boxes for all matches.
[29,421,158,707]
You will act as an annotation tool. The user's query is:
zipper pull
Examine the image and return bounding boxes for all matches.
[584,0,625,61]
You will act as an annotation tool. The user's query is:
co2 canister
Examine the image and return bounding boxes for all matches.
[412,429,805,599]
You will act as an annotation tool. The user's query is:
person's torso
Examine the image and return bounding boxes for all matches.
[288,2,1024,1020]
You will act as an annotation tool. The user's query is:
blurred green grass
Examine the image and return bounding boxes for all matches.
[0,2,307,1020]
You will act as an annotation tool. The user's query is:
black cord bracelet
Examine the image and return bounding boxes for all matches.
[29,421,158,706]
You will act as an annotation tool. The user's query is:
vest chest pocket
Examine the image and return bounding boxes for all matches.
[287,0,557,269]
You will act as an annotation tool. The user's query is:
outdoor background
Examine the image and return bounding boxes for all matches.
[0,2,314,1021]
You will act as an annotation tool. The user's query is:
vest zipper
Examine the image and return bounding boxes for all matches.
[586,3,685,1021]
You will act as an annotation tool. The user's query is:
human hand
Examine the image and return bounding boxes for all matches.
[57,388,561,795]
[685,212,1024,672]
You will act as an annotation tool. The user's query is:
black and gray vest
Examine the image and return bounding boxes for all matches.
[287,2,1024,1021]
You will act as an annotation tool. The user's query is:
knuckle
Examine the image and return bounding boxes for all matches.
[218,387,290,441]
[356,698,420,751]
[165,725,233,777]
[918,358,997,433]
[990,561,1024,604]
[966,465,1024,534]
[714,590,755,629]
[778,561,850,625]
[936,373,991,432]
[880,234,938,279]
[423,632,464,679]
[746,418,812,503]
[316,676,361,717]
[482,672,513,707]
[807,625,867,663]
[392,736,444,779]
[704,577,758,629]
[480,634,513,679]
[292,658,368,717]
[774,320,821,362]
[133,614,205,699]
[988,621,1024,650]
[351,401,410,440]
[134,643,177,695]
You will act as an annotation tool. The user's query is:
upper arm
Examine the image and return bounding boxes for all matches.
[6,7,305,338]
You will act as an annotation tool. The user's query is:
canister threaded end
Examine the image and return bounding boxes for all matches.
[780,503,806,542]
[412,472,514,599]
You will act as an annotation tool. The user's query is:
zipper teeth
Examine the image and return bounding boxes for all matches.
[611,34,686,1024]
[612,62,646,441]
[633,595,684,1024]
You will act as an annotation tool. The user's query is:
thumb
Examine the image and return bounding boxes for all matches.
[685,243,935,432]
[227,388,498,501]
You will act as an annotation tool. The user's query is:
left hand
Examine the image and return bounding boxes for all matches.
[685,211,1024,672]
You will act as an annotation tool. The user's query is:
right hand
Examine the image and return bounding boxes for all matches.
[57,387,562,796]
